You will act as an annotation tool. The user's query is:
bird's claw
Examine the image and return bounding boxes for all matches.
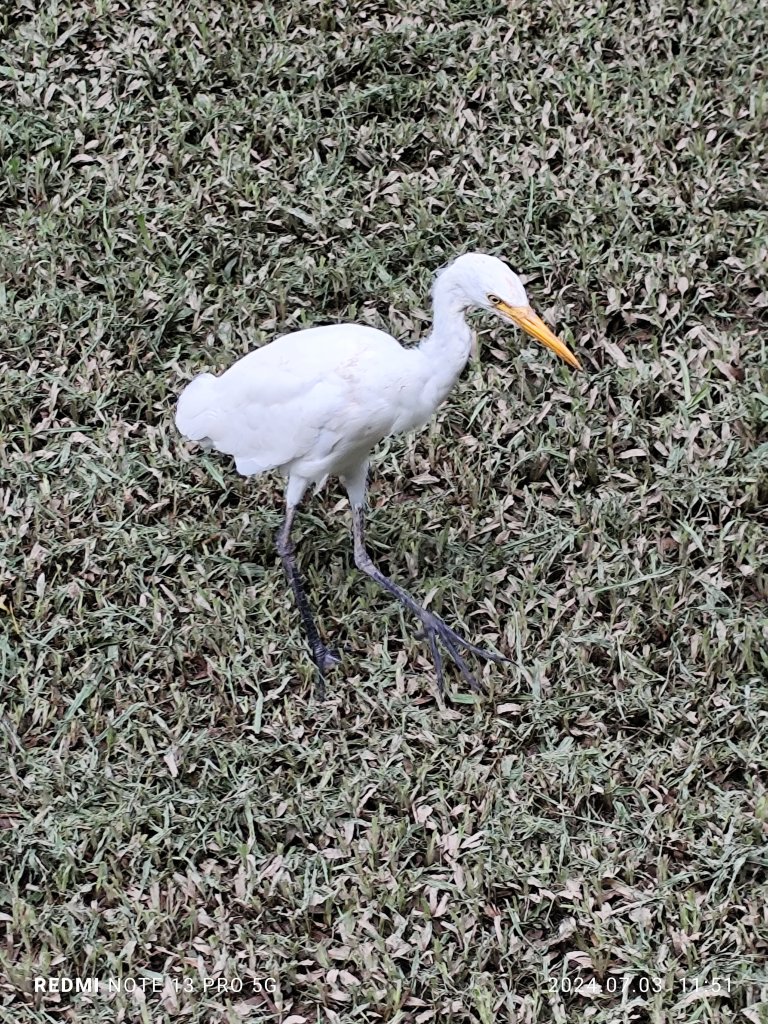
[417,619,509,667]
[313,672,327,702]
[441,622,511,666]
[419,613,496,697]
[320,648,341,671]
[311,644,341,701]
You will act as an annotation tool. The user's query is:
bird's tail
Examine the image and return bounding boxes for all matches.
[175,372,220,442]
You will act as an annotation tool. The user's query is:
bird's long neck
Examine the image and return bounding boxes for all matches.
[417,274,473,404]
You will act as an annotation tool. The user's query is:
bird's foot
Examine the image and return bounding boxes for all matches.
[432,619,511,667]
[417,611,506,697]
[310,643,341,701]
[319,647,341,672]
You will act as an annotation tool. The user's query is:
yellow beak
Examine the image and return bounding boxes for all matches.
[497,302,583,371]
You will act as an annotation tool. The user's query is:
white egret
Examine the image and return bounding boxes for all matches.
[176,252,582,697]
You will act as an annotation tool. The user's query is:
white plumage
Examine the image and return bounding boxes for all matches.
[176,252,581,697]
[177,324,432,491]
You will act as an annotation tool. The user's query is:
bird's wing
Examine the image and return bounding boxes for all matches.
[176,324,411,477]
[175,372,222,441]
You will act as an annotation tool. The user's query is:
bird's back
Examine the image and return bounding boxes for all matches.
[176,323,414,480]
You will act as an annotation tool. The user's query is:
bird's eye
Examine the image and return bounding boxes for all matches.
[488,294,501,305]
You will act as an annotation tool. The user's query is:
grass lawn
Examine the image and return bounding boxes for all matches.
[1,0,767,1021]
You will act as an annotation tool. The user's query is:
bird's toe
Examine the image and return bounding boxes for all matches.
[465,673,488,697]
[313,673,327,702]
[320,648,341,672]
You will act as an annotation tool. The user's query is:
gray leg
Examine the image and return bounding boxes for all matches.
[276,506,338,699]
[350,505,509,696]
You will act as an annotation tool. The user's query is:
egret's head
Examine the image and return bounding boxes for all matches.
[437,252,582,371]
